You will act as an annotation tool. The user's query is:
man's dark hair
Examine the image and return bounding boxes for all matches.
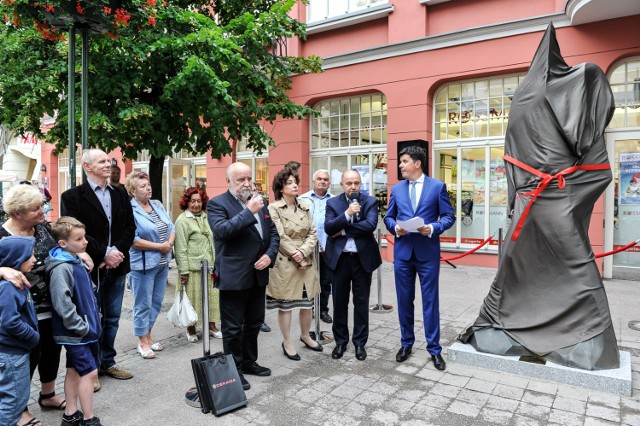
[399,146,426,167]
[284,161,301,175]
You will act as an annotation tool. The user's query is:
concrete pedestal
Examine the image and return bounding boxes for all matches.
[448,342,632,396]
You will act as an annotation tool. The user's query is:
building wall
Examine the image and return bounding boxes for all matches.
[39,1,640,273]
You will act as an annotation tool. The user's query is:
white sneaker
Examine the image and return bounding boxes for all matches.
[210,330,223,339]
[186,332,198,343]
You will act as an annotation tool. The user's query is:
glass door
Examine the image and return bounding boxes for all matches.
[166,159,191,222]
[604,132,640,279]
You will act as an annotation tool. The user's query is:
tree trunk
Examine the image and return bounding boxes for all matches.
[149,155,165,204]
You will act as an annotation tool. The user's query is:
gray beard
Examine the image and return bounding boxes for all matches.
[230,187,252,203]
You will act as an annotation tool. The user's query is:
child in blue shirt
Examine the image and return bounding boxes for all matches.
[46,217,102,426]
[0,236,39,426]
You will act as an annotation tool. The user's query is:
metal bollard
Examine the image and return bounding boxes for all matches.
[369,229,394,314]
[311,243,333,344]
[201,259,210,356]
[498,228,503,265]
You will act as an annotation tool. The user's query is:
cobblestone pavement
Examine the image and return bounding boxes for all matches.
[29,263,640,425]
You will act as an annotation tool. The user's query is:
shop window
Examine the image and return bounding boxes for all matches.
[434,75,523,141]
[308,0,388,24]
[609,58,640,129]
[237,136,269,197]
[434,75,522,249]
[310,94,387,224]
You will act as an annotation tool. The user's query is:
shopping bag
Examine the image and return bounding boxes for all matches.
[191,352,247,416]
[167,285,198,328]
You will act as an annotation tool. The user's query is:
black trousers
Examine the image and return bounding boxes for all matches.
[331,252,372,347]
[219,285,266,372]
[29,317,62,383]
[319,253,334,314]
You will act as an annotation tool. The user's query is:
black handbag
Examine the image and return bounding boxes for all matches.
[191,351,247,416]
[190,259,247,416]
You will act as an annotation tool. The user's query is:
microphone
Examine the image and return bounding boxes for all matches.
[348,191,361,222]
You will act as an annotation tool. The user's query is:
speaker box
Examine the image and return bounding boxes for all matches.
[397,140,429,180]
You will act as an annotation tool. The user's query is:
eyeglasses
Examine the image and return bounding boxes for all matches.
[135,172,149,179]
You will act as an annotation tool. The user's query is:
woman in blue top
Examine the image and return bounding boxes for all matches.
[125,172,175,359]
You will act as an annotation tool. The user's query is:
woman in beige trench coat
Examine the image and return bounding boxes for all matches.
[267,167,322,361]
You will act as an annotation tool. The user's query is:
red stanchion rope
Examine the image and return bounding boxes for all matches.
[385,234,494,262]
[439,235,493,262]
[595,239,639,259]
[386,233,638,261]
[503,155,610,241]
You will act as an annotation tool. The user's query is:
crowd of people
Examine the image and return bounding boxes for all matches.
[0,145,455,424]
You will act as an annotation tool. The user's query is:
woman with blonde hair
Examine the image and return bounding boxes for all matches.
[125,172,175,359]
[1,184,85,426]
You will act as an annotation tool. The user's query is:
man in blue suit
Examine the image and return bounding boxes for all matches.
[384,146,455,370]
[325,170,382,361]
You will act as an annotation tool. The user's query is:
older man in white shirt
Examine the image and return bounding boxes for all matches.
[300,169,333,323]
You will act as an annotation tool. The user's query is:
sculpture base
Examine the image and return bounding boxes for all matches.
[448,342,632,396]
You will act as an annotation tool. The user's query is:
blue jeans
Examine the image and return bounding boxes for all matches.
[0,352,30,426]
[129,264,169,337]
[97,271,126,370]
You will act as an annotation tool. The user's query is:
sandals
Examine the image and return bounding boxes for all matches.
[18,414,42,426]
[37,392,66,410]
[137,345,156,359]
[150,342,164,351]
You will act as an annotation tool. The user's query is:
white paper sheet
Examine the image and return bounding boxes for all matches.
[397,217,425,232]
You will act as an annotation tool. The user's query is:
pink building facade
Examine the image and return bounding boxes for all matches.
[43,0,640,279]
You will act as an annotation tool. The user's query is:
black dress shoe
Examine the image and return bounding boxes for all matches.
[332,344,346,359]
[260,323,271,333]
[320,312,333,323]
[243,362,271,376]
[239,374,251,390]
[431,354,446,371]
[355,346,367,361]
[300,338,323,352]
[282,343,301,361]
[396,346,412,363]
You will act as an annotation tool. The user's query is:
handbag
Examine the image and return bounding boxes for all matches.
[167,284,198,328]
[191,352,247,416]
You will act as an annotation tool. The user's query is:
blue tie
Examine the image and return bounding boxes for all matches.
[410,181,417,212]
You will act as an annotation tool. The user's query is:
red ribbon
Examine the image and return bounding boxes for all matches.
[595,240,639,259]
[503,155,610,241]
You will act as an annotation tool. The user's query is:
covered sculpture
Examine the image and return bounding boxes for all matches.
[459,24,619,370]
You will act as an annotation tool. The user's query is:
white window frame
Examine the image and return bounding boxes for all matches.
[433,74,525,251]
[307,0,391,30]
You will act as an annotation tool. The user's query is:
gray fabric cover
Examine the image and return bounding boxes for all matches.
[458,24,620,370]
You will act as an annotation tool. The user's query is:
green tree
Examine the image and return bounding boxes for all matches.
[0,0,321,201]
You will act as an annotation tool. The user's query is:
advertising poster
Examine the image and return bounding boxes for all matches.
[619,152,640,205]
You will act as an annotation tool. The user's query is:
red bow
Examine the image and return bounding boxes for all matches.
[264,214,270,219]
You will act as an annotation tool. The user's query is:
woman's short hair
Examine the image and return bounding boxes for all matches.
[179,187,209,211]
[2,184,44,216]
[124,171,150,197]
[272,167,299,200]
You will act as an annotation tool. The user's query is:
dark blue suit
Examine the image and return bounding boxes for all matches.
[384,176,455,355]
[325,193,382,347]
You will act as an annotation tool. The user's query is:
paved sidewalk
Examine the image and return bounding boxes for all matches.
[29,262,640,425]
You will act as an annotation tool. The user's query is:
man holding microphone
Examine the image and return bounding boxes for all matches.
[207,162,279,390]
[324,170,381,361]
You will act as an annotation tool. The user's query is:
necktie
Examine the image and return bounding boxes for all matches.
[410,181,417,212]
